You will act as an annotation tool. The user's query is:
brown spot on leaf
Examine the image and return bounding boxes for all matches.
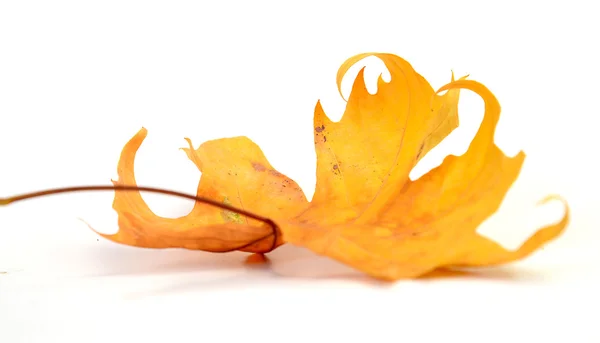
[252,162,266,172]
[315,125,325,133]
[269,169,284,178]
[323,135,327,142]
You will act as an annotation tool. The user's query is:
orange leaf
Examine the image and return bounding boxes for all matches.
[101,52,567,280]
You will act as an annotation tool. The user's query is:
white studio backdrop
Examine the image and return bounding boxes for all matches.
[0,1,598,342]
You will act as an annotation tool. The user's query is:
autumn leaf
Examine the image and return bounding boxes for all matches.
[101,52,569,280]
[0,52,568,281]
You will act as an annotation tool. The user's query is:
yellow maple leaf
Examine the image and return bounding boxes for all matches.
[0,52,568,281]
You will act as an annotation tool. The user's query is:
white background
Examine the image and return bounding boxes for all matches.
[0,1,598,342]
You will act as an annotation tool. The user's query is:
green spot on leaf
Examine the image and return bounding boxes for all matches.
[221,196,244,224]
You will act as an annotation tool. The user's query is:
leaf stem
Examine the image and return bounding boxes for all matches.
[0,184,279,251]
